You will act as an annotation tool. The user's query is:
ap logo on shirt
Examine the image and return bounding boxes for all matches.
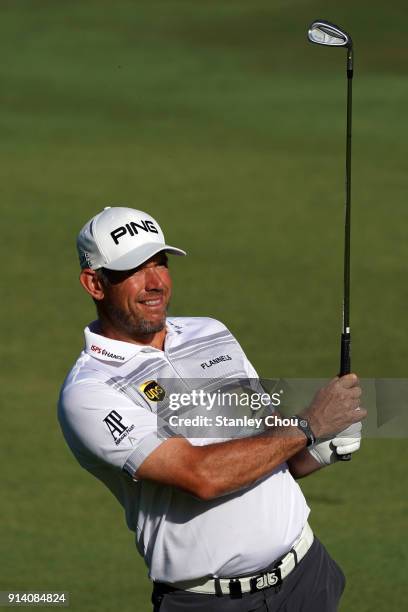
[103,410,135,446]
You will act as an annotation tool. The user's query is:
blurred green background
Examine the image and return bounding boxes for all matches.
[1,1,407,610]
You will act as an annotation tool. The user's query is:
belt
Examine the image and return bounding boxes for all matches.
[161,522,314,597]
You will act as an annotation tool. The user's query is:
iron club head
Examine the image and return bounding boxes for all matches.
[307,20,352,48]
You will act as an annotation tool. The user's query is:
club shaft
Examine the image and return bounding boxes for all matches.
[341,50,353,369]
[339,48,353,461]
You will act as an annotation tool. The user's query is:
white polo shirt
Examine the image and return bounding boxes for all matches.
[58,317,309,582]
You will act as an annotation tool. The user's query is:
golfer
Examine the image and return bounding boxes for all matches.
[58,206,365,611]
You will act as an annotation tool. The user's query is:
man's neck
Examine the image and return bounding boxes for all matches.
[95,320,167,351]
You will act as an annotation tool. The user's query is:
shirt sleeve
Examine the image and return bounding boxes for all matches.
[58,379,164,479]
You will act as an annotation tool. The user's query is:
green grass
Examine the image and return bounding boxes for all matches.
[1,1,407,610]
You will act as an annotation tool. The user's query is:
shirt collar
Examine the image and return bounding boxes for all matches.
[84,319,182,363]
[84,321,155,363]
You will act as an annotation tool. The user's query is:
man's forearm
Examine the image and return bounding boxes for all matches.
[137,427,308,500]
[195,428,307,498]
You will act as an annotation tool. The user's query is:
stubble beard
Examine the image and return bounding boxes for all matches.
[103,301,167,338]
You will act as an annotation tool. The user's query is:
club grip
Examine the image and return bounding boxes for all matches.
[338,333,352,461]
[339,332,351,376]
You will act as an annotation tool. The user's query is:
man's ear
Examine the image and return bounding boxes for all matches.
[79,269,105,301]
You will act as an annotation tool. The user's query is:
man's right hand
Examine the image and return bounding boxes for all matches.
[303,374,366,439]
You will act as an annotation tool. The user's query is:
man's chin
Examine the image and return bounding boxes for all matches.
[103,302,168,338]
[136,317,166,336]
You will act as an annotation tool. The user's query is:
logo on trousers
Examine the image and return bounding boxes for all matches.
[256,572,280,589]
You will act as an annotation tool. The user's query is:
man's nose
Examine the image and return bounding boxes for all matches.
[144,267,163,290]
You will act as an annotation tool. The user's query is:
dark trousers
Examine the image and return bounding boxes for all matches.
[152,538,345,611]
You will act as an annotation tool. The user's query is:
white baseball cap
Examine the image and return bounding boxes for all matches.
[77,206,186,270]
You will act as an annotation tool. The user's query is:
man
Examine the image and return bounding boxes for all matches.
[58,206,365,612]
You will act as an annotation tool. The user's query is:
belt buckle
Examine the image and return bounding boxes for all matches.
[250,566,282,593]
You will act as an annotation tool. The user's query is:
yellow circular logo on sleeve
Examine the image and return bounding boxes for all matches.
[140,380,166,402]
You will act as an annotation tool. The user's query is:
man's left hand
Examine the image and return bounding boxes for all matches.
[309,422,362,466]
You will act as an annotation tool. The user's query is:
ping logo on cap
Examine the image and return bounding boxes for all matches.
[140,380,166,402]
[111,220,159,244]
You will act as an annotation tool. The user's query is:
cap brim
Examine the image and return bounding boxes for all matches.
[100,242,186,271]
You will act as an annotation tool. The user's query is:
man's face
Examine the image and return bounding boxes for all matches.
[97,252,172,338]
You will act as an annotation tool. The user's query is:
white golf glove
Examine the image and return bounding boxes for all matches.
[309,422,362,466]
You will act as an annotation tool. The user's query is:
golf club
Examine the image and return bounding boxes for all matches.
[307,19,354,461]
